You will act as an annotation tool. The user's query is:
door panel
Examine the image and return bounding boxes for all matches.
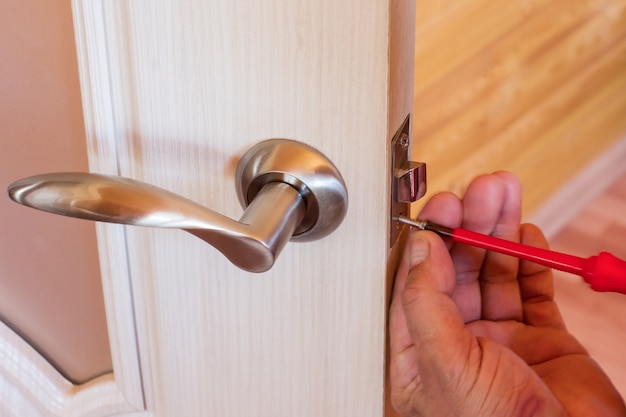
[3,0,416,415]
[103,2,392,415]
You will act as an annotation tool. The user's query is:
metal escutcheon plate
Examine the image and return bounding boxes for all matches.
[236,139,348,241]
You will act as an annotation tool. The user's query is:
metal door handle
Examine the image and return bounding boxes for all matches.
[7,139,348,272]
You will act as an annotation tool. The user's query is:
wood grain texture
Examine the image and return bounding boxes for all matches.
[74,1,415,416]
[412,0,626,217]
[528,137,626,236]
[74,0,148,412]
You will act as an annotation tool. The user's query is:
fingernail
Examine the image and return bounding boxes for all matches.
[408,233,429,268]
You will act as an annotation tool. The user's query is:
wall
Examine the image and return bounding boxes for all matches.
[412,0,626,217]
[0,0,111,384]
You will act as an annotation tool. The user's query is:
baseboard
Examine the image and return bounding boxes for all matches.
[526,136,626,239]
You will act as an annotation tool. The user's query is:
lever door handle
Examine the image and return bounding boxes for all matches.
[7,139,348,272]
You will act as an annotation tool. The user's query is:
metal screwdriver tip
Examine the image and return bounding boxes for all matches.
[394,216,428,230]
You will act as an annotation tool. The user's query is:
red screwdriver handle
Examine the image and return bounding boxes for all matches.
[452,228,587,275]
[582,252,626,294]
[398,217,626,295]
[452,229,626,295]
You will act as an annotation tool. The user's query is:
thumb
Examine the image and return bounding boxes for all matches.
[404,231,455,295]
[402,231,471,357]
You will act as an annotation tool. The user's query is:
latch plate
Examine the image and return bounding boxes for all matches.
[390,115,427,247]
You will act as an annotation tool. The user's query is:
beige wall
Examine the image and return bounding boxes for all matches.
[0,0,111,384]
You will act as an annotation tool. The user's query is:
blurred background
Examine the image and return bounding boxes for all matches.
[411,0,626,217]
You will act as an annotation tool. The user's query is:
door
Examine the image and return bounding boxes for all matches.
[0,0,416,415]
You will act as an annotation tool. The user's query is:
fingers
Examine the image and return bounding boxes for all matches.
[400,231,473,364]
[389,235,416,362]
[453,173,510,284]
[417,191,482,321]
[418,191,463,233]
[389,230,475,411]
[448,177,490,321]
[414,172,526,323]
[448,172,524,322]
[388,232,423,394]
[478,171,524,321]
[517,223,567,330]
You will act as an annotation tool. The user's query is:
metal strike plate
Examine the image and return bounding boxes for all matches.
[390,115,427,247]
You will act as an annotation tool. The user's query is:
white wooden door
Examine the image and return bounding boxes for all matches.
[0,1,415,416]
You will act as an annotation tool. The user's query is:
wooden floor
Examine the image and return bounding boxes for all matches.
[548,173,626,398]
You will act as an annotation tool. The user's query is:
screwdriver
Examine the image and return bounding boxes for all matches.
[396,216,626,295]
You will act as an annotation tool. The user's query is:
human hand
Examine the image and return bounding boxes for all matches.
[389,172,626,417]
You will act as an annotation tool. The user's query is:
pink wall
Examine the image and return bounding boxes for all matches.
[0,0,112,383]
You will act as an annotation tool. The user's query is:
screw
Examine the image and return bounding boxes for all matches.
[399,133,410,149]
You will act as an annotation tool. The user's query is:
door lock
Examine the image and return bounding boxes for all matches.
[390,115,427,246]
